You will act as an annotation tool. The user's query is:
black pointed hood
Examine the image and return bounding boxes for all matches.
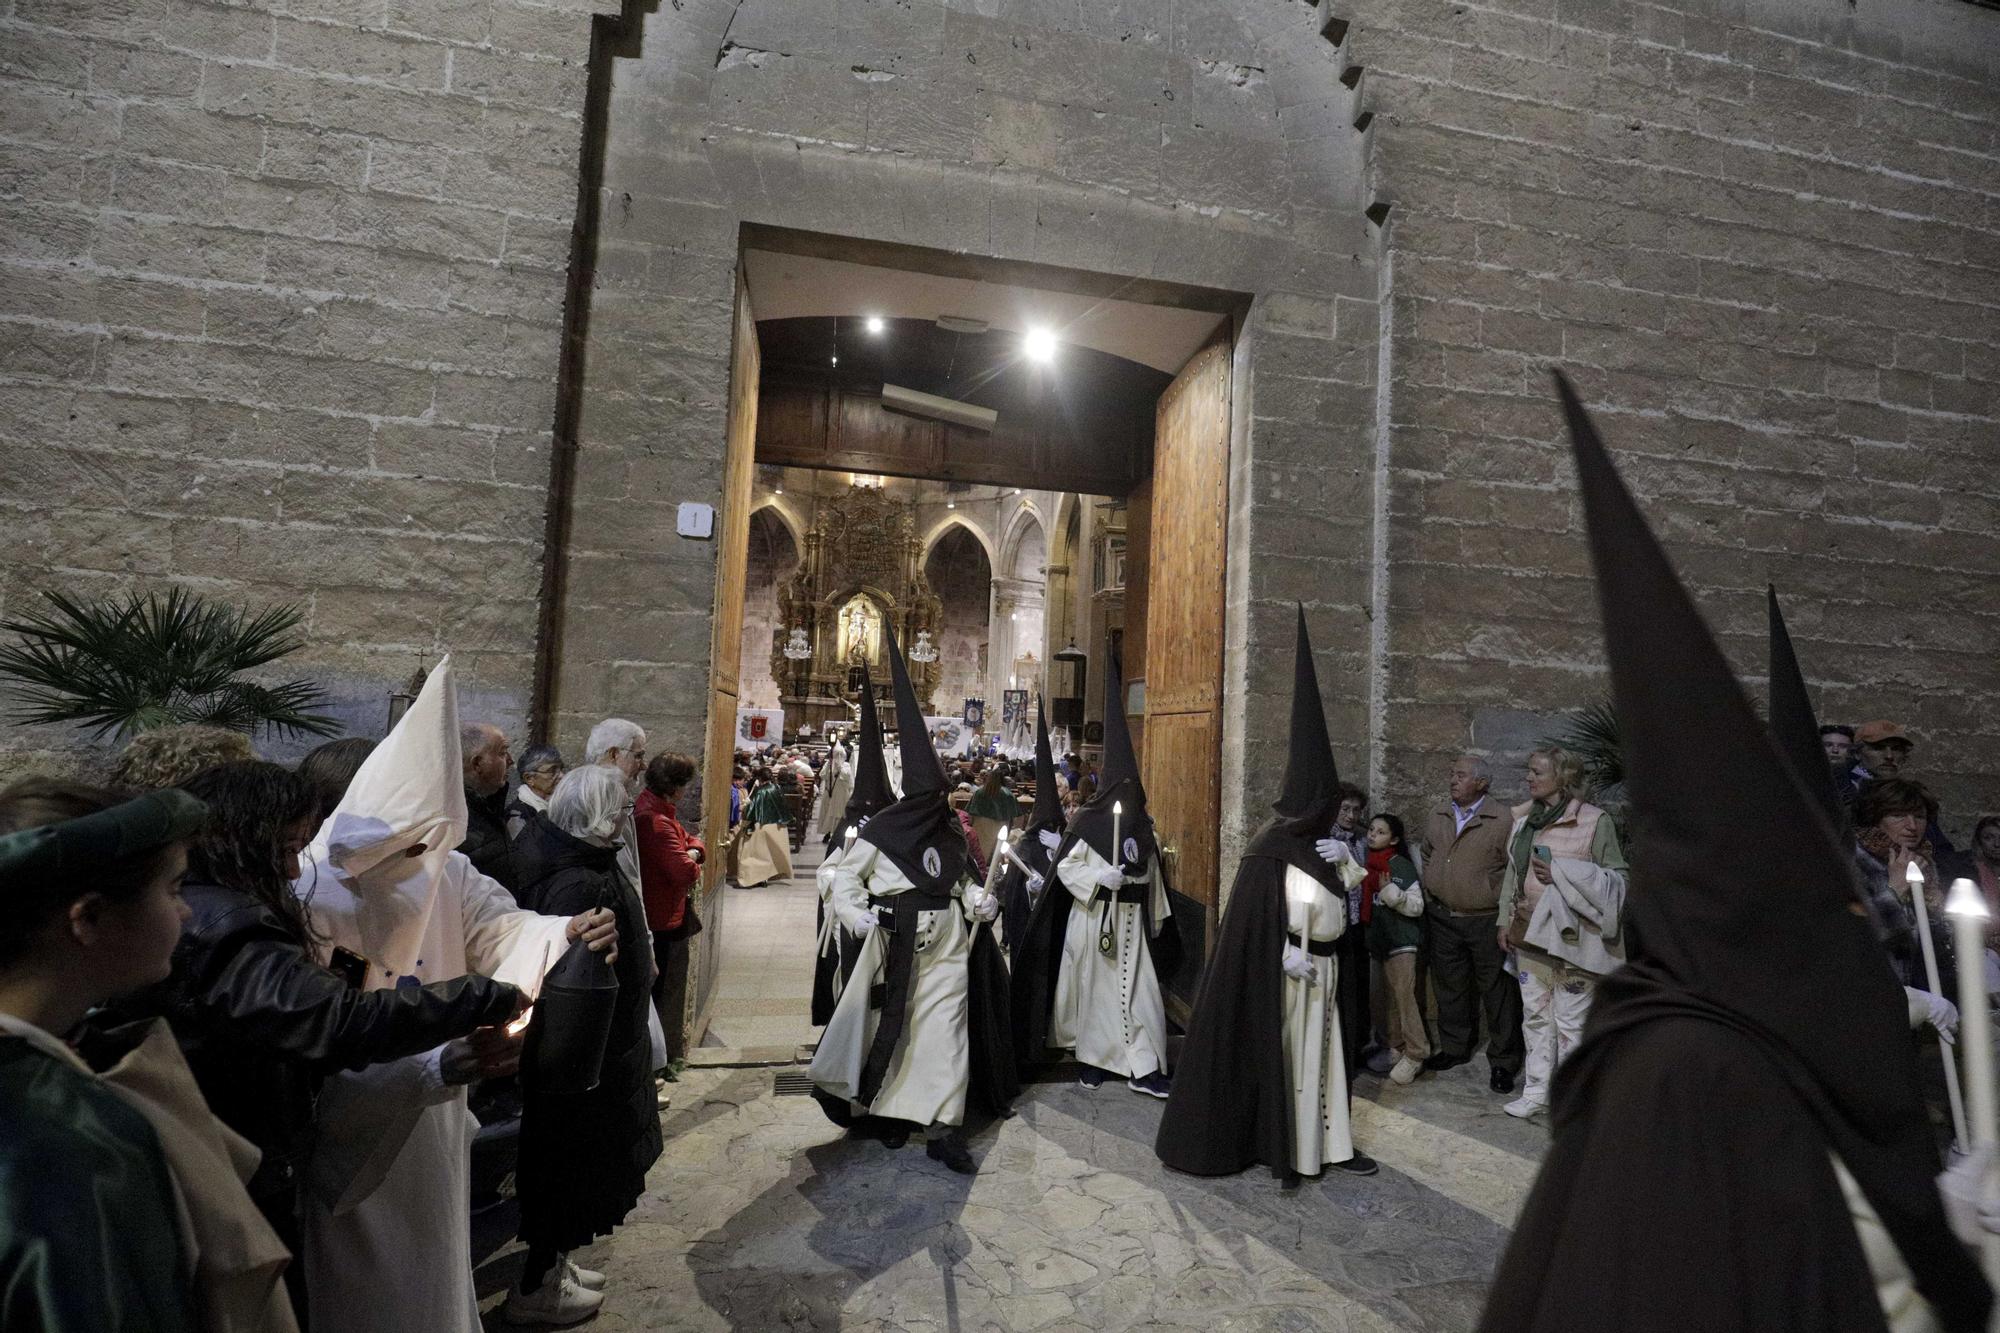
[1551,370,1986,1325]
[1063,645,1157,872]
[1244,607,1348,889]
[836,666,894,834]
[1766,585,1844,829]
[1028,695,1064,832]
[854,626,966,892]
[1272,604,1340,833]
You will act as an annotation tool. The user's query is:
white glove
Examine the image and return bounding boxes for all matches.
[969,893,1000,923]
[1281,944,1316,982]
[1378,884,1403,911]
[1094,864,1127,891]
[1315,837,1351,865]
[1927,991,1961,1042]
[1937,1146,2000,1245]
[1025,870,1046,897]
[856,908,883,934]
[1039,828,1062,851]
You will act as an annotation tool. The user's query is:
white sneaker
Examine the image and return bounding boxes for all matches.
[499,1273,604,1326]
[562,1253,606,1292]
[1502,1095,1548,1119]
[1389,1056,1422,1086]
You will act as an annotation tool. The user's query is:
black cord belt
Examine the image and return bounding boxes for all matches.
[1092,885,1150,905]
[1286,931,1338,956]
[867,891,955,931]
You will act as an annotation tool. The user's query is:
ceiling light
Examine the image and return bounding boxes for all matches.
[947,501,956,509]
[773,486,782,495]
[831,354,839,366]
[865,316,885,335]
[1012,488,1021,495]
[1023,328,1057,363]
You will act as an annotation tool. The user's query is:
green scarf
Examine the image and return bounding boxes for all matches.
[1510,797,1568,880]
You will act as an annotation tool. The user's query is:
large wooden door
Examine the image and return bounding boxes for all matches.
[1139,332,1230,964]
[690,266,759,1041]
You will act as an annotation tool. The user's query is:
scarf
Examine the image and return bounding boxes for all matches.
[1362,845,1394,925]
[1510,797,1569,880]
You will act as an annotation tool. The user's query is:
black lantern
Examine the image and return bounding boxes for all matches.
[1050,639,1088,731]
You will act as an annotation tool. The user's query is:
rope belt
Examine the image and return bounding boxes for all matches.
[1286,931,1339,957]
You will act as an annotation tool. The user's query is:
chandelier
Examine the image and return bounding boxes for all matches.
[782,626,813,661]
[909,629,939,663]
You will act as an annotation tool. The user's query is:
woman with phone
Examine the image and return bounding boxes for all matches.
[1494,747,1628,1119]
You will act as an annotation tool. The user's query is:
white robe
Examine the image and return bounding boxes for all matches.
[815,838,858,1013]
[1050,840,1172,1080]
[1281,864,1353,1172]
[300,852,572,1333]
[809,843,974,1127]
[819,746,852,830]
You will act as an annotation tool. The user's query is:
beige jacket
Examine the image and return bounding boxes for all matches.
[1418,795,1513,913]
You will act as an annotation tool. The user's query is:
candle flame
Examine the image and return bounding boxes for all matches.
[1113,801,1122,815]
[1906,861,1927,886]
[1947,878,1990,921]
[507,1006,534,1036]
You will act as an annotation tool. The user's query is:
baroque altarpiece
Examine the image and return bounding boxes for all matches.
[771,485,943,733]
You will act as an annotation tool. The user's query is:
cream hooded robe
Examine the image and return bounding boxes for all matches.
[294,658,575,1333]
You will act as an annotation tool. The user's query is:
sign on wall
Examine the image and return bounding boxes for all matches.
[735,708,785,751]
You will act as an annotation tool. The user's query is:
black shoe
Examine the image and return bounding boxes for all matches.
[1331,1153,1379,1176]
[927,1135,976,1175]
[1077,1065,1106,1089]
[1490,1067,1517,1094]
[1422,1053,1470,1073]
[1128,1070,1172,1099]
[880,1124,910,1149]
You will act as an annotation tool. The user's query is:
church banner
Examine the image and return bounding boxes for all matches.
[735,708,785,752]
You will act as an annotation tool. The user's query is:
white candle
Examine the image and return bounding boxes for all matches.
[983,828,1009,897]
[1946,878,2000,1283]
[1111,800,1123,877]
[844,825,858,853]
[1910,860,1970,1149]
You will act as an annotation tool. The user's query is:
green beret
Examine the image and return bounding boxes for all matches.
[0,788,208,882]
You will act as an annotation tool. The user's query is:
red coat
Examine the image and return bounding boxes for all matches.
[634,788,704,932]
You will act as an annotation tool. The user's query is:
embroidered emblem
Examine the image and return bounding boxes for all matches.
[922,847,942,878]
[1123,836,1139,865]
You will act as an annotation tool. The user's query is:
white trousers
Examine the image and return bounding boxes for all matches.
[1519,953,1595,1107]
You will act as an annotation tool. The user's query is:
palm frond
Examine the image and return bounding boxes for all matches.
[0,588,335,741]
[1542,699,1625,796]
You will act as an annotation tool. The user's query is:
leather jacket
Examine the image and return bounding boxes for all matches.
[120,879,522,1202]
[459,784,522,896]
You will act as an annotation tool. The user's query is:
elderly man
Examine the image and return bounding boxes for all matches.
[1852,720,1955,856]
[456,722,519,895]
[506,744,565,838]
[1418,754,1523,1094]
[585,717,648,889]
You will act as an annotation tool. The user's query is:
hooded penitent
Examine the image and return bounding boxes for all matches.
[1060,646,1158,873]
[833,667,895,842]
[1156,605,1340,1176]
[1001,695,1069,957]
[1767,585,1846,830]
[1479,375,1990,1332]
[855,629,967,895]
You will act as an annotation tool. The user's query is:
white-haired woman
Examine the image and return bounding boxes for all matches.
[501,766,663,1327]
[1494,747,1628,1120]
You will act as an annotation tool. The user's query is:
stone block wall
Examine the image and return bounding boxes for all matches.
[0,0,612,766]
[1341,0,2000,829]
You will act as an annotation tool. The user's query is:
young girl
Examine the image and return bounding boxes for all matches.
[1363,814,1430,1085]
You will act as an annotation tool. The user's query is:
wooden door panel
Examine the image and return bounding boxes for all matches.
[1141,332,1230,915]
[702,269,759,892]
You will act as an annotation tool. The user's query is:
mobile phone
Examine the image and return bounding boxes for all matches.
[1532,845,1552,863]
[328,946,369,989]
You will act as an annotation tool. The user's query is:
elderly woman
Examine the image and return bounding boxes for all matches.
[110,723,258,794]
[507,744,567,839]
[503,765,664,1327]
[1495,747,1629,1119]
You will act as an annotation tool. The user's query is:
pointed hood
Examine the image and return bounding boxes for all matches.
[836,667,894,832]
[1028,695,1064,831]
[1766,585,1844,829]
[311,655,466,879]
[853,627,966,892]
[1063,645,1157,871]
[1272,605,1340,833]
[1552,371,1986,1324]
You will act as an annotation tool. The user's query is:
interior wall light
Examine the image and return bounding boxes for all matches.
[865,316,885,335]
[1023,328,1057,363]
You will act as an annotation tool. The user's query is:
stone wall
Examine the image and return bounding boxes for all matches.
[1344,0,2000,828]
[0,0,613,766]
[554,0,1381,876]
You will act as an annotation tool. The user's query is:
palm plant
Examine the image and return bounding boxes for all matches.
[0,588,339,741]
[1543,699,1625,801]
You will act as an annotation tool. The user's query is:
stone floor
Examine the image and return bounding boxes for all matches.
[476,1051,1546,1331]
[701,836,825,1057]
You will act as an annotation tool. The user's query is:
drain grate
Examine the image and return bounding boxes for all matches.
[773,1071,816,1097]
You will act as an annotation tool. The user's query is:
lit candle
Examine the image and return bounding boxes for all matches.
[1946,877,2000,1282]
[1111,800,1123,877]
[844,825,858,854]
[1911,860,1970,1149]
[983,828,1010,898]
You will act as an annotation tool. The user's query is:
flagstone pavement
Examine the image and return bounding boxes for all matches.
[476,1047,1548,1331]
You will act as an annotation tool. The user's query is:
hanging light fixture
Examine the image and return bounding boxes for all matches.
[782,625,813,661]
[910,629,939,663]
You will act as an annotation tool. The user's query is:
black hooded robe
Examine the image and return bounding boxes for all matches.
[1153,851,1293,1175]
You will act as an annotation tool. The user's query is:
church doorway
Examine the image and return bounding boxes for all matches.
[691,233,1242,1056]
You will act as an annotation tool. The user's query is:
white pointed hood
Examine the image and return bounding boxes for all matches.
[313,655,468,880]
